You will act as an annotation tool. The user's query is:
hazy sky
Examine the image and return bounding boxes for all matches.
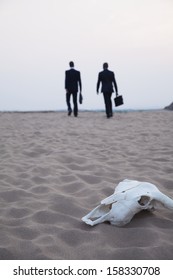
[0,0,173,111]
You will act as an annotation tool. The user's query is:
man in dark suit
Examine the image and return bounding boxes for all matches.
[65,61,82,117]
[97,62,118,118]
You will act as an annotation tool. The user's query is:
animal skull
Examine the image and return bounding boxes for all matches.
[82,179,173,226]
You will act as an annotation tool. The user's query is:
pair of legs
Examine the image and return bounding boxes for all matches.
[66,91,78,117]
[103,92,113,118]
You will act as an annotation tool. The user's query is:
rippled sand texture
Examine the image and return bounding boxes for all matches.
[0,111,173,259]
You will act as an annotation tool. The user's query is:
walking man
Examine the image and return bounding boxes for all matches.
[65,61,82,117]
[97,62,118,118]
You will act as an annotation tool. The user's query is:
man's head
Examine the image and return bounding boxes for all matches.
[103,62,108,70]
[69,61,74,68]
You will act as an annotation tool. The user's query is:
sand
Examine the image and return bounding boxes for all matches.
[0,110,173,260]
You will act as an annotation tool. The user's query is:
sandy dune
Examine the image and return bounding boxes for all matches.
[0,110,173,259]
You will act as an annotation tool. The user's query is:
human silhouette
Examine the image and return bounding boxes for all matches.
[97,62,118,118]
[65,61,82,117]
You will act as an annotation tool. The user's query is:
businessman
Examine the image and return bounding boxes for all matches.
[65,61,82,117]
[97,62,118,118]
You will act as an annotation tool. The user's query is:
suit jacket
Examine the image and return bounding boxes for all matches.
[65,68,82,92]
[97,69,118,93]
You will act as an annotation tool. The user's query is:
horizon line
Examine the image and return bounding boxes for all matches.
[0,108,165,113]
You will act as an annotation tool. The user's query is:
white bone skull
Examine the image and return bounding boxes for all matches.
[82,179,173,226]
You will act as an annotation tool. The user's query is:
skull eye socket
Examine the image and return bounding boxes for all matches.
[138,196,150,206]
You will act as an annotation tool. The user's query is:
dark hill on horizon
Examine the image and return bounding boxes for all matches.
[164,102,173,111]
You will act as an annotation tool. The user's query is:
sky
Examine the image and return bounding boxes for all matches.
[0,0,173,111]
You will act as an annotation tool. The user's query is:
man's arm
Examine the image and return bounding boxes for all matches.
[96,73,101,94]
[112,73,118,96]
[65,70,68,91]
[78,72,82,92]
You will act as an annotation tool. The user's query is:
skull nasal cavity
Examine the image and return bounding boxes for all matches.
[138,196,150,206]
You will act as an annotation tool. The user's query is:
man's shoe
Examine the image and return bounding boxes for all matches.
[68,110,72,116]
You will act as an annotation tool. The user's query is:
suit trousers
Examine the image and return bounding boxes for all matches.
[103,92,113,117]
[66,91,78,116]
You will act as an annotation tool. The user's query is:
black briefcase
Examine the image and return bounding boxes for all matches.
[114,95,124,107]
